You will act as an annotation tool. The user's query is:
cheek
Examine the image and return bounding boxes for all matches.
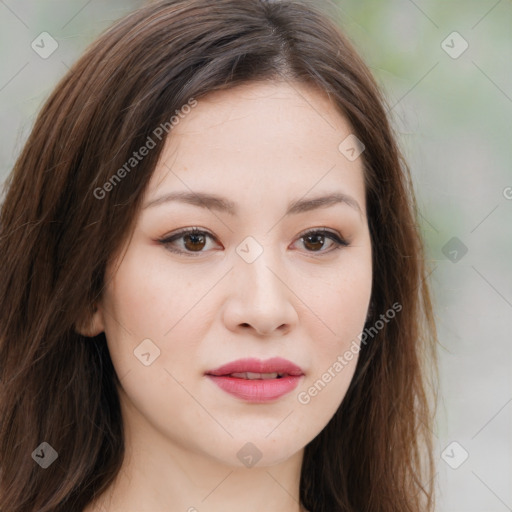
[103,246,184,338]
[296,251,371,403]
[294,278,369,424]
[101,244,211,380]
[304,254,372,344]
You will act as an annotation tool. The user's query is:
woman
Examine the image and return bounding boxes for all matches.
[0,1,438,511]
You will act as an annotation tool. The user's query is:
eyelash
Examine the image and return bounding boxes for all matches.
[158,227,349,257]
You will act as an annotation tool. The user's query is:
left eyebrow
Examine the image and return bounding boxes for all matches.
[143,191,363,217]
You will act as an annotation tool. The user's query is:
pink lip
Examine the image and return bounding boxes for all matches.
[205,357,304,403]
[207,357,304,376]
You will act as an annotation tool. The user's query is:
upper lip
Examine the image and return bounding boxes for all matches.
[206,357,304,377]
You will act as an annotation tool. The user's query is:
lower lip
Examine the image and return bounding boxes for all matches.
[206,375,303,402]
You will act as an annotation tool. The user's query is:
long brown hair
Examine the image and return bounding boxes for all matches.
[0,1,438,510]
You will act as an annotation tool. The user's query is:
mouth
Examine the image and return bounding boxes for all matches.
[206,357,304,377]
[205,357,304,402]
[223,372,291,380]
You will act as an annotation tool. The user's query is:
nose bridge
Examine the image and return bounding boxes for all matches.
[222,227,298,338]
[235,234,285,303]
[226,233,297,334]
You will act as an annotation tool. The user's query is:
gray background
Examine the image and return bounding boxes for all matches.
[1,1,511,510]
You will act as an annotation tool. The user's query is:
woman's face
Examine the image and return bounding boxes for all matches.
[95,80,372,467]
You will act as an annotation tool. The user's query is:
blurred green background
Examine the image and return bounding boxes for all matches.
[1,1,511,510]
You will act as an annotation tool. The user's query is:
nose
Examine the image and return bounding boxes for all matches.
[221,246,298,337]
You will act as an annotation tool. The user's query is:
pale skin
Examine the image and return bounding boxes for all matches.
[81,80,373,512]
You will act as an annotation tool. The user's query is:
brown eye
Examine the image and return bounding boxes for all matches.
[182,232,207,252]
[296,229,349,255]
[159,228,218,256]
[302,232,328,252]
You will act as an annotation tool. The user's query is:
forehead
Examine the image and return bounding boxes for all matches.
[167,80,349,146]
[146,80,367,214]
